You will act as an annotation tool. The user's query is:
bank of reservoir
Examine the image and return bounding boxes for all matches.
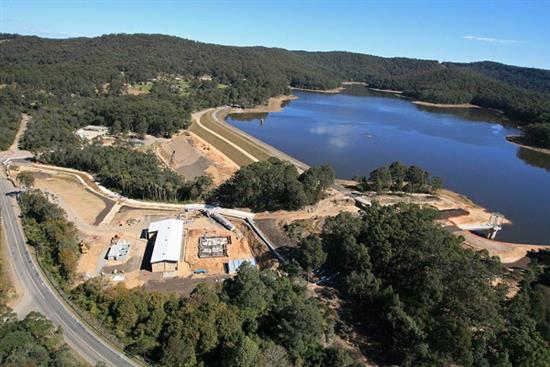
[227,88,550,244]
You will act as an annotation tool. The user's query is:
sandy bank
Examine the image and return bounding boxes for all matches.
[458,230,549,263]
[291,86,345,94]
[237,94,298,113]
[506,135,550,156]
[368,87,403,94]
[412,101,481,109]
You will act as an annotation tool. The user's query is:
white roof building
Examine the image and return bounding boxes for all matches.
[148,219,184,264]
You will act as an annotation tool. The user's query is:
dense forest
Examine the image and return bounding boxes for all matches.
[44,144,212,202]
[290,204,550,366]
[447,61,550,95]
[20,190,81,288]
[0,88,22,150]
[1,33,549,125]
[72,266,360,367]
[368,67,550,125]
[524,124,550,149]
[215,158,335,211]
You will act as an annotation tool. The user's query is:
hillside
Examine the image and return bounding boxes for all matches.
[446,61,550,95]
[1,33,549,127]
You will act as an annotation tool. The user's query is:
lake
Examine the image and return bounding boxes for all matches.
[226,87,550,244]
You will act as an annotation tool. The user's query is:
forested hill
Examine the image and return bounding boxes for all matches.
[445,61,550,95]
[1,33,550,126]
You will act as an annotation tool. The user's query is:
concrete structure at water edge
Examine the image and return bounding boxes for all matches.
[147,219,184,273]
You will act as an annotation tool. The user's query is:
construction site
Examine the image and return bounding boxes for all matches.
[7,164,262,293]
[7,156,549,295]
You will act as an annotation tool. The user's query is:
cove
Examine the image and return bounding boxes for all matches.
[226,87,550,244]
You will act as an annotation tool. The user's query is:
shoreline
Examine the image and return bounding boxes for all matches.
[218,97,310,171]
[368,87,403,94]
[235,94,298,113]
[506,135,550,156]
[167,92,547,249]
[412,100,481,109]
[290,86,345,94]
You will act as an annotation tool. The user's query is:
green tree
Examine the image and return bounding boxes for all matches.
[368,166,392,192]
[16,172,35,189]
[297,235,327,274]
[389,161,407,190]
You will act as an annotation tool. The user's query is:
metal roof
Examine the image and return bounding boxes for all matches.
[148,219,184,263]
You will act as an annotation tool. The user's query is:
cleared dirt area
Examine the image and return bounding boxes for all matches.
[231,95,298,113]
[350,188,508,228]
[184,216,255,276]
[159,130,238,185]
[110,206,180,226]
[255,189,359,224]
[254,189,359,250]
[14,166,112,226]
[457,230,549,264]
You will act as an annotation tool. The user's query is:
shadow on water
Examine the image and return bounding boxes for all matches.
[517,147,550,173]
[228,112,268,122]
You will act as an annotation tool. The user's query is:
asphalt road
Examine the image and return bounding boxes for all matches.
[0,172,137,367]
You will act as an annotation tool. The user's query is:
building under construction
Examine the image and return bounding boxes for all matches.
[198,235,230,258]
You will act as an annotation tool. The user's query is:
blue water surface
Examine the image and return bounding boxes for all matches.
[227,88,550,244]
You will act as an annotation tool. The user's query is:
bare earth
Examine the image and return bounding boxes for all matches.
[184,216,254,276]
[233,94,298,113]
[368,87,403,94]
[458,230,549,263]
[412,101,481,109]
[159,130,238,185]
[291,86,345,94]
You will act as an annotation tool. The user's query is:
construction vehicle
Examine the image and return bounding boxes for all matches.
[79,241,90,254]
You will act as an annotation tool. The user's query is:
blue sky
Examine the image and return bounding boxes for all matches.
[2,0,549,69]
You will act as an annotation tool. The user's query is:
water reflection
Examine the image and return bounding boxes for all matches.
[517,147,550,173]
[226,89,550,244]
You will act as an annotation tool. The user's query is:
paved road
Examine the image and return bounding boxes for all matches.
[0,172,137,367]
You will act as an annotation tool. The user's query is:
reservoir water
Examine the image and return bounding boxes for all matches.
[227,87,550,244]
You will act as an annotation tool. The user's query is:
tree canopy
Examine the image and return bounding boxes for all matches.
[355,161,442,193]
[215,158,335,211]
[71,264,359,366]
[294,204,550,366]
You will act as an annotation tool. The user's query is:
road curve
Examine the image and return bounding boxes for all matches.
[0,172,138,367]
